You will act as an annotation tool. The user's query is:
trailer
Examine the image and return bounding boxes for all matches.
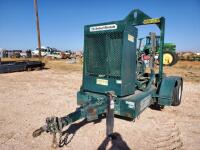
[0,61,45,74]
[33,9,183,148]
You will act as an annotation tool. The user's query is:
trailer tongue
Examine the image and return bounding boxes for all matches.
[33,9,183,147]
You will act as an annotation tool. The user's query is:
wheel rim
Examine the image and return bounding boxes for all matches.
[178,85,182,100]
[163,53,173,65]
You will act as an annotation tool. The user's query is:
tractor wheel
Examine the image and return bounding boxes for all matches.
[172,80,183,106]
[163,51,178,66]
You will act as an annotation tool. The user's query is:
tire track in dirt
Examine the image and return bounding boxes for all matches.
[152,120,183,150]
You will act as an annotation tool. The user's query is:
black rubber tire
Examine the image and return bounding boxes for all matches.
[172,80,183,106]
[163,51,178,66]
[149,103,165,110]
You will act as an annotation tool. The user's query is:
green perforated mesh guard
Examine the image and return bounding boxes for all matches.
[85,32,123,78]
[82,21,137,96]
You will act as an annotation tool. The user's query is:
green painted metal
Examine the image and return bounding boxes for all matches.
[164,43,176,52]
[158,17,165,82]
[122,9,165,83]
[82,9,166,97]
[158,76,183,106]
[83,21,137,96]
[77,85,156,120]
[33,9,183,146]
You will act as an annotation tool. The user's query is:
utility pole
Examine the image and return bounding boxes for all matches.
[34,0,41,58]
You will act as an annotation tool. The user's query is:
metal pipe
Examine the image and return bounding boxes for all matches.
[159,17,165,82]
[144,69,155,91]
[106,92,115,136]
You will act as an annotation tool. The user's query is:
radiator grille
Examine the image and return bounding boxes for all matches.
[85,32,123,77]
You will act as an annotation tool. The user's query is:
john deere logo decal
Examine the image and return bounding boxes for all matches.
[90,24,117,32]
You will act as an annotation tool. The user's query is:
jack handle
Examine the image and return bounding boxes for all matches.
[106,91,116,137]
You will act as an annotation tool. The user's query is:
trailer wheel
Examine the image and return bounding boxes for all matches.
[172,80,183,106]
[149,103,165,110]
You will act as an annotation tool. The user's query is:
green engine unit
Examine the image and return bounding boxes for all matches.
[82,21,138,97]
[33,9,183,143]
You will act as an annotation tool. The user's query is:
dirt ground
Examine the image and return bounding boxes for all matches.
[0,61,200,150]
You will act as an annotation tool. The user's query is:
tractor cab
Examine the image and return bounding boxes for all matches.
[138,36,160,51]
[145,36,160,49]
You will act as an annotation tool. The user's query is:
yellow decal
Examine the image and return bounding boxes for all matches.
[128,34,134,42]
[96,79,108,86]
[143,18,160,24]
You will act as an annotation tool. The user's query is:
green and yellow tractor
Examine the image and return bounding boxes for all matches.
[138,36,178,66]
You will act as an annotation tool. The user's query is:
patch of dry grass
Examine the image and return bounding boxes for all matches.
[46,60,199,82]
[42,60,200,82]
[174,61,200,70]
[1,58,199,82]
[1,57,41,62]
[164,61,200,82]
[45,60,82,72]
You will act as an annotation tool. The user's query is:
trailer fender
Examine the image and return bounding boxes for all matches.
[158,76,182,106]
